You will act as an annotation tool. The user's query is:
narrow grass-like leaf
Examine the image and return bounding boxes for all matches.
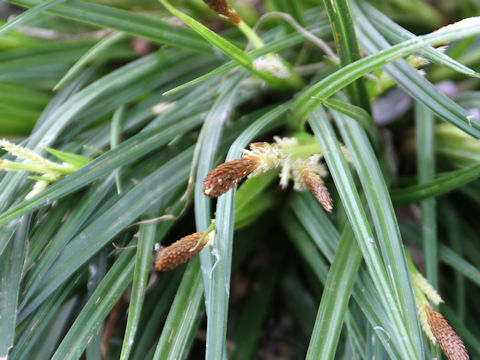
[0,0,66,36]
[163,19,332,96]
[159,0,301,91]
[442,203,467,320]
[206,103,289,359]
[111,105,125,195]
[19,149,191,320]
[119,224,157,360]
[230,258,280,360]
[153,258,203,360]
[85,253,107,360]
[234,170,279,223]
[323,98,379,146]
[9,0,210,52]
[21,178,114,308]
[416,104,438,286]
[9,276,82,360]
[401,222,480,287]
[309,108,421,359]
[43,147,91,167]
[34,298,78,360]
[24,200,71,270]
[207,189,235,360]
[51,244,136,360]
[194,73,246,313]
[391,162,480,204]
[54,31,128,91]
[0,216,28,358]
[283,197,403,359]
[0,68,95,212]
[415,103,439,356]
[0,102,202,228]
[292,15,480,137]
[306,226,362,360]
[130,273,182,360]
[331,107,424,355]
[360,1,480,79]
[350,0,480,139]
[322,0,370,112]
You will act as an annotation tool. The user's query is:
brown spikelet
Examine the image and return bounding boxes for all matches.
[203,0,241,25]
[425,305,469,360]
[203,156,261,197]
[302,170,333,212]
[155,232,208,271]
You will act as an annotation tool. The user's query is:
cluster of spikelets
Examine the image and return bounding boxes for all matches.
[412,271,469,360]
[203,136,336,212]
[0,139,88,199]
[155,137,343,272]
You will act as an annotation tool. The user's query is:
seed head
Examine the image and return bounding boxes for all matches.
[425,305,469,360]
[302,170,333,212]
[203,0,241,25]
[203,157,262,197]
[155,231,214,271]
[203,142,281,197]
[290,154,332,212]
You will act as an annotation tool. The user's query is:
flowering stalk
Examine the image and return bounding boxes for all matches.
[425,305,469,360]
[202,0,302,87]
[298,168,333,212]
[0,139,89,199]
[203,136,345,212]
[409,255,469,360]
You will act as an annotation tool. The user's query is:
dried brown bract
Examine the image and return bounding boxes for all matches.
[203,0,241,25]
[302,170,333,212]
[203,157,261,197]
[155,231,212,271]
[425,305,469,360]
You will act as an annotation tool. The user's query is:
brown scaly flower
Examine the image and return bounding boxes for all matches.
[203,157,262,197]
[288,154,332,213]
[203,137,342,211]
[425,305,469,360]
[203,142,280,197]
[203,0,241,25]
[155,231,214,271]
[301,170,333,212]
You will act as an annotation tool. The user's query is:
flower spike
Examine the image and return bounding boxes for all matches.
[425,305,469,360]
[155,231,214,271]
[203,142,281,197]
[203,136,341,211]
[301,170,333,212]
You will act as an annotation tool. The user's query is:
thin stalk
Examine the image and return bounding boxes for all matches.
[415,104,438,290]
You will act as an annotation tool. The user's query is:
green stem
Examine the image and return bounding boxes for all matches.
[0,160,60,177]
[237,21,264,49]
